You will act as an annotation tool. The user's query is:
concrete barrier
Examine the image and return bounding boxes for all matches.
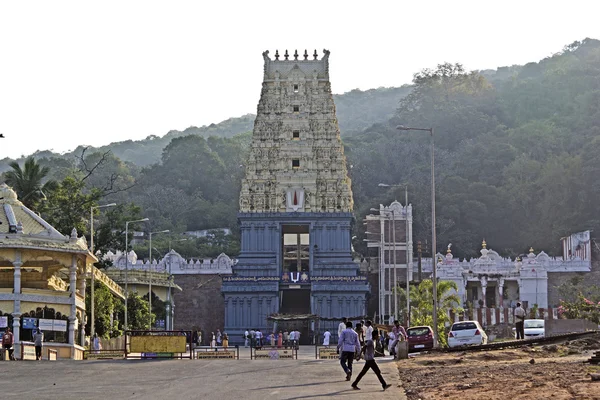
[546,319,598,335]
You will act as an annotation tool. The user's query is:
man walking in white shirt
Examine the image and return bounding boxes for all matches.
[323,330,331,347]
[244,329,249,348]
[337,321,361,381]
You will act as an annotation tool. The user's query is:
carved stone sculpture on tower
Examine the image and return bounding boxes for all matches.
[239,49,354,213]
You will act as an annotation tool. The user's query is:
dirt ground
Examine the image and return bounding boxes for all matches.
[397,335,600,400]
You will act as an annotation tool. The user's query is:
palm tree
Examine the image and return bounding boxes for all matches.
[395,279,461,347]
[4,157,55,209]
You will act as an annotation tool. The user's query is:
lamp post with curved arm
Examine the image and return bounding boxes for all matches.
[89,203,116,339]
[396,124,437,345]
[148,230,169,330]
[124,217,149,331]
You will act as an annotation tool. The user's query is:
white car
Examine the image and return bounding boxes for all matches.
[447,320,488,348]
[513,319,545,339]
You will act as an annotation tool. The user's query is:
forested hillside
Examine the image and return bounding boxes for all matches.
[2,38,599,261]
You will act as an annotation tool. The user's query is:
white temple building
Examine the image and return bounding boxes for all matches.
[423,240,591,310]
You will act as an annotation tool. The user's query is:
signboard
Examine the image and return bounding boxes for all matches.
[0,316,7,328]
[254,349,295,359]
[38,319,54,331]
[39,319,67,332]
[222,276,279,283]
[318,347,339,360]
[22,318,38,329]
[54,320,67,332]
[48,349,58,361]
[196,350,236,359]
[311,276,367,282]
[84,350,126,360]
[129,335,187,353]
[22,343,36,360]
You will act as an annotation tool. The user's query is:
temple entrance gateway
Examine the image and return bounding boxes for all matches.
[280,289,311,314]
[221,49,369,343]
[282,225,309,274]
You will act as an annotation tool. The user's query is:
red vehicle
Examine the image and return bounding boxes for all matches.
[407,326,434,352]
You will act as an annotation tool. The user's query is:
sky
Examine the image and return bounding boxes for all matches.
[0,0,599,159]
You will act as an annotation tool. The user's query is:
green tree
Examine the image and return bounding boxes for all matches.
[121,292,154,331]
[3,156,56,210]
[397,280,460,347]
[40,176,102,235]
[85,281,121,338]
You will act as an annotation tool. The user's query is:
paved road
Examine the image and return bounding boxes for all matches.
[0,348,406,400]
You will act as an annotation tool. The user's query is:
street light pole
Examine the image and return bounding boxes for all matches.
[397,125,438,345]
[89,203,116,340]
[124,217,149,331]
[391,209,397,322]
[377,183,411,325]
[405,186,410,326]
[148,230,169,330]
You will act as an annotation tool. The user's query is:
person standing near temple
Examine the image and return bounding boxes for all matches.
[244,328,250,348]
[33,329,44,361]
[338,317,347,341]
[351,330,392,391]
[222,333,229,350]
[389,320,407,356]
[515,302,526,339]
[355,322,365,346]
[2,328,14,360]
[364,320,373,342]
[323,329,331,347]
[337,321,360,381]
[216,329,222,346]
[277,331,283,348]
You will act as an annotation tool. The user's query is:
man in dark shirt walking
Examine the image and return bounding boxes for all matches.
[351,330,392,391]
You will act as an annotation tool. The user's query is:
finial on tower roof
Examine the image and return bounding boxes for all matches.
[304,49,308,60]
[313,49,318,60]
[482,239,487,249]
[284,50,289,60]
[275,50,280,60]
[294,49,299,60]
[529,247,534,253]
[447,243,452,254]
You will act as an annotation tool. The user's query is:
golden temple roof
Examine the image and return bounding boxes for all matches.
[0,183,93,255]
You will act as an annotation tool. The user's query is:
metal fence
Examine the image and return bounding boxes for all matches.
[194,345,239,359]
[250,346,298,360]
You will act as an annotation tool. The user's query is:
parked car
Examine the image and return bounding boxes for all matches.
[447,321,488,348]
[407,326,434,352]
[513,319,545,339]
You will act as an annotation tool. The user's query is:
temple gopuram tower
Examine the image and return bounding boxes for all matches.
[222,49,369,342]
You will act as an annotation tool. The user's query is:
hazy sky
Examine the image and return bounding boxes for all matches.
[1,0,598,159]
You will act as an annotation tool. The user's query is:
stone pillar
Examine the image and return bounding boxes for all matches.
[69,255,77,349]
[78,274,86,347]
[480,277,487,308]
[12,251,22,354]
[498,278,505,310]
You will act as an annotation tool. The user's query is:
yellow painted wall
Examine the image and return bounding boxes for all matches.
[129,335,187,353]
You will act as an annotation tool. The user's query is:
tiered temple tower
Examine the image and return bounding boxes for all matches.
[222,49,369,343]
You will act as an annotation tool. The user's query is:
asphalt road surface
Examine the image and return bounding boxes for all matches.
[0,348,405,400]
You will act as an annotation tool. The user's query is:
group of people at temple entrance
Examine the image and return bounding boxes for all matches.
[243,328,302,349]
[335,317,405,391]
